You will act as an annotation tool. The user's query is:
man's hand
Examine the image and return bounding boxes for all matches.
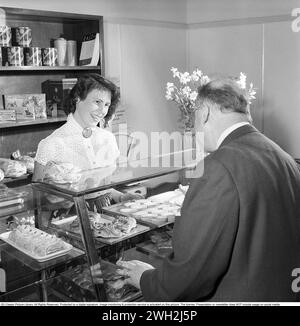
[116,260,155,289]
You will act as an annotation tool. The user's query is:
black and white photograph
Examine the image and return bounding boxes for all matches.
[0,0,300,312]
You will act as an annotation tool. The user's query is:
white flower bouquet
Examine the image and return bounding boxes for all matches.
[165,68,256,130]
[165,67,210,130]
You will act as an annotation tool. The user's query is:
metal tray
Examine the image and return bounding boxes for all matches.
[103,201,178,227]
[52,214,150,245]
[0,230,73,262]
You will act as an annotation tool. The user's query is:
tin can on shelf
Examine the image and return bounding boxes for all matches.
[54,38,67,66]
[24,47,42,66]
[13,27,32,47]
[67,40,77,66]
[42,47,57,66]
[0,26,12,46]
[0,47,9,66]
[7,46,24,66]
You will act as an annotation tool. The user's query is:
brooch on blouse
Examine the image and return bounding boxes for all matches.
[82,127,93,138]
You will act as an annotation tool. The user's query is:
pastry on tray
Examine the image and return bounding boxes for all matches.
[8,225,68,257]
[88,212,137,238]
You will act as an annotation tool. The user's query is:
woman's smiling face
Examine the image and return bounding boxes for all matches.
[76,88,112,127]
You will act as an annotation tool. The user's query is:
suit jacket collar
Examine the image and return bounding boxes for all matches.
[219,124,258,147]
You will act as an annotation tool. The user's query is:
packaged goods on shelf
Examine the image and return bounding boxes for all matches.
[0,109,16,122]
[3,93,47,120]
[79,32,100,66]
[41,47,57,66]
[41,78,78,113]
[11,27,32,47]
[7,46,24,66]
[23,46,42,66]
[0,25,12,47]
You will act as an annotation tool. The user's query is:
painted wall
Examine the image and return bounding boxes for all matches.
[188,24,263,131]
[187,0,300,158]
[187,0,300,23]
[0,0,187,23]
[264,21,300,157]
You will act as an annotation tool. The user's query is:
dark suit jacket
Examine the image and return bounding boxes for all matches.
[140,124,300,301]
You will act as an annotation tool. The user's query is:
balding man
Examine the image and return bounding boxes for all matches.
[118,76,300,302]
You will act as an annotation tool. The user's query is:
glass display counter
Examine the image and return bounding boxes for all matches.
[0,153,195,302]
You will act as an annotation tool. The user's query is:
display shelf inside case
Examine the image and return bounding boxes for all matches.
[51,260,142,302]
[52,215,150,245]
[0,240,84,272]
[0,230,74,263]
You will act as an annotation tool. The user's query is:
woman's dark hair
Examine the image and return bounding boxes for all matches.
[64,73,120,126]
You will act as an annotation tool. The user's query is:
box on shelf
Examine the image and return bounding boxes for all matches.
[41,78,77,116]
[79,32,100,66]
[0,109,16,122]
[3,94,47,120]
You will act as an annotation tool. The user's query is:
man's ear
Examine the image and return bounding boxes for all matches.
[201,106,210,124]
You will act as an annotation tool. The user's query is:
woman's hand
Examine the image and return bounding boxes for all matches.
[120,192,145,202]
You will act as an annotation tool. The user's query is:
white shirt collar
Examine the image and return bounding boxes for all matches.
[217,122,250,148]
[67,113,99,134]
[67,113,83,133]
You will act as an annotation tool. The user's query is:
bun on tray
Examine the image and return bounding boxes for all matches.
[0,158,27,178]
[16,155,34,174]
[11,150,35,174]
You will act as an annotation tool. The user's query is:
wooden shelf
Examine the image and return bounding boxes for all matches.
[0,66,101,73]
[2,174,32,184]
[0,117,67,129]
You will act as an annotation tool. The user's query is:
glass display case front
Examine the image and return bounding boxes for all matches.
[1,153,195,302]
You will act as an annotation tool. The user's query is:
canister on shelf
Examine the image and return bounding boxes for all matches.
[54,37,67,66]
[0,26,11,46]
[7,46,24,66]
[67,40,77,66]
[24,47,42,66]
[13,27,32,47]
[42,47,57,66]
[0,47,9,66]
